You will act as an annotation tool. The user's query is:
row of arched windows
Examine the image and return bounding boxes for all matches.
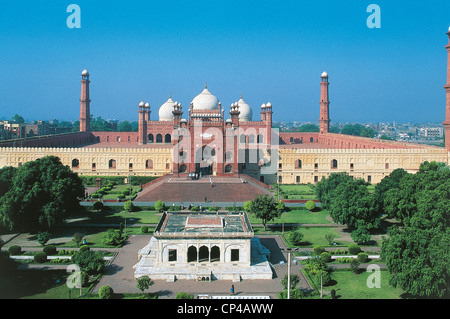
[148,133,171,143]
[71,158,157,170]
[294,159,339,169]
[239,134,264,144]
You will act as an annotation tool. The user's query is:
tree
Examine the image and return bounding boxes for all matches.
[98,285,114,299]
[93,201,104,211]
[379,162,450,297]
[351,226,372,244]
[249,194,283,231]
[154,200,165,212]
[327,177,380,230]
[136,276,154,293]
[281,273,300,291]
[117,121,132,132]
[305,200,316,211]
[12,114,25,123]
[0,166,16,197]
[289,230,304,245]
[124,200,134,212]
[315,172,354,209]
[102,229,125,246]
[0,156,84,231]
[382,227,450,297]
[297,123,319,132]
[36,231,51,246]
[73,232,84,247]
[72,250,105,275]
[176,292,194,299]
[243,201,253,212]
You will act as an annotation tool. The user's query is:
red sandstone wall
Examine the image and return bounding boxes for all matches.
[278,132,320,145]
[0,132,96,148]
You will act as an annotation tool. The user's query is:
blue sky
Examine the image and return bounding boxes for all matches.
[0,0,449,123]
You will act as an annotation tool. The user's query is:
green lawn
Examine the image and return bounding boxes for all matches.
[284,227,346,247]
[323,270,404,299]
[277,184,317,199]
[247,208,331,224]
[0,270,90,299]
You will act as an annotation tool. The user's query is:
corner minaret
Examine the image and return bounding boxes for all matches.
[79,69,91,132]
[443,28,450,151]
[319,71,330,134]
[138,101,147,145]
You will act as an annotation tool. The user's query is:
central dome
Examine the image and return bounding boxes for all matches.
[158,96,176,121]
[237,96,252,121]
[191,86,219,110]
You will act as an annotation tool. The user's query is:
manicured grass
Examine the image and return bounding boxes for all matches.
[284,227,346,247]
[247,208,331,224]
[73,208,163,225]
[0,270,90,299]
[278,184,317,199]
[324,269,404,299]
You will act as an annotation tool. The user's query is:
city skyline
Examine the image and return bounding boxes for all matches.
[1,1,450,123]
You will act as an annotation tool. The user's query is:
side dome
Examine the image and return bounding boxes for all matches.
[237,96,252,121]
[191,86,219,110]
[158,97,176,121]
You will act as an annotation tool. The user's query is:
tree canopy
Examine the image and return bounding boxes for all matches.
[379,161,450,297]
[249,194,284,231]
[0,156,84,231]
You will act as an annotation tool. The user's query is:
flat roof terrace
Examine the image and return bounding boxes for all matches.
[154,212,254,238]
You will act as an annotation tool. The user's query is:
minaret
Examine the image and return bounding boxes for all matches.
[79,69,91,132]
[319,71,330,134]
[443,27,450,151]
[138,101,147,145]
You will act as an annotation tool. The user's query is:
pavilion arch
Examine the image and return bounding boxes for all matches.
[187,246,197,263]
[210,246,220,262]
[240,134,246,144]
[164,133,171,143]
[295,159,302,169]
[199,246,209,263]
[225,164,233,173]
[145,159,153,169]
[156,134,163,143]
[248,134,255,144]
[148,134,154,143]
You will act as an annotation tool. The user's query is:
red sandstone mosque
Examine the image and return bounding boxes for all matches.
[1,29,450,189]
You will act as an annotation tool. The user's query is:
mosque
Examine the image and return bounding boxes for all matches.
[1,29,450,187]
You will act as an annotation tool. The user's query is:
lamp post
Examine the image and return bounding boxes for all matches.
[283,247,299,299]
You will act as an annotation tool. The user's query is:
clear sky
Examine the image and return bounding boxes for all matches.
[1,0,449,123]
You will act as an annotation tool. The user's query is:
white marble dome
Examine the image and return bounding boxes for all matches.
[321,71,328,77]
[237,96,252,121]
[191,86,219,110]
[158,97,176,121]
[81,69,89,76]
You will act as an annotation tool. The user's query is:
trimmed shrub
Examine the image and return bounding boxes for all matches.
[140,226,149,234]
[348,244,361,255]
[99,285,114,299]
[8,245,21,255]
[357,252,369,263]
[34,252,47,263]
[320,251,332,263]
[79,245,90,252]
[155,200,165,212]
[124,200,135,212]
[43,245,57,256]
[289,231,304,246]
[93,201,104,211]
[313,245,325,255]
[305,200,316,211]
